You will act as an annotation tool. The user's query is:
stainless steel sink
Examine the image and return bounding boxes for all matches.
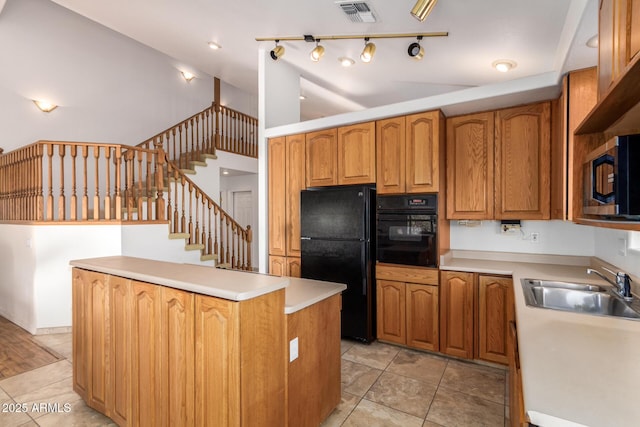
[521,278,640,320]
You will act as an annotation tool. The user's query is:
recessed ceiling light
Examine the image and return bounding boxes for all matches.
[492,60,517,73]
[299,94,306,100]
[222,169,229,175]
[208,41,221,50]
[338,57,355,67]
[586,34,598,48]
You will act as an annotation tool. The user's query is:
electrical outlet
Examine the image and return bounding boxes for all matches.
[289,337,299,362]
[531,232,540,243]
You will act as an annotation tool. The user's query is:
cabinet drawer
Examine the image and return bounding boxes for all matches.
[376,264,438,285]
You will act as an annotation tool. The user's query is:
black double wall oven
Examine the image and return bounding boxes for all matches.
[376,194,438,268]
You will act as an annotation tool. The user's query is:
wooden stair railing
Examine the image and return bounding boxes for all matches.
[135,102,258,170]
[0,141,252,270]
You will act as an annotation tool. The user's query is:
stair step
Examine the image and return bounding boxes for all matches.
[169,233,190,240]
[180,168,196,175]
[200,254,218,262]
[185,243,205,251]
[216,263,232,270]
[202,153,217,160]
[190,160,207,167]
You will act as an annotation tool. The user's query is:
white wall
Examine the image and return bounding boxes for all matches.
[0,224,121,334]
[0,0,214,151]
[220,173,259,264]
[593,228,640,278]
[450,220,596,256]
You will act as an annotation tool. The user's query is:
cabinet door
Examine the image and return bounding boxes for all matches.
[376,280,406,345]
[130,281,162,427]
[269,255,286,276]
[440,271,474,359]
[306,129,338,187]
[495,102,551,220]
[337,122,376,185]
[268,137,286,256]
[406,111,442,193]
[195,294,240,427]
[286,134,305,257]
[508,321,526,427]
[446,112,495,219]
[72,268,90,401]
[109,276,131,426]
[598,0,628,99]
[376,117,406,194]
[406,284,439,351]
[477,275,513,365]
[629,0,640,63]
[286,257,302,278]
[161,287,195,426]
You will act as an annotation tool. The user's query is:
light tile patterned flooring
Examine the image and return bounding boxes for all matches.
[0,331,508,426]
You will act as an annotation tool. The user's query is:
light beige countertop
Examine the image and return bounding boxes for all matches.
[70,256,346,313]
[440,250,640,427]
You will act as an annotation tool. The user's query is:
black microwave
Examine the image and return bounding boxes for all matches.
[583,134,640,218]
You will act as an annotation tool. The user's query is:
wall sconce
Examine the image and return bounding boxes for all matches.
[33,100,57,113]
[181,71,195,82]
[411,0,438,22]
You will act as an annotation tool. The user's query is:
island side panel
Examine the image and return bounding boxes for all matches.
[239,288,286,427]
[286,293,342,426]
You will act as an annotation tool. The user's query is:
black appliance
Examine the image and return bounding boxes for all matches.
[300,185,376,342]
[583,134,640,218]
[376,194,438,268]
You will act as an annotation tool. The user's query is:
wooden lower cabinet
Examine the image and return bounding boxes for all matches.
[440,271,513,364]
[269,255,301,277]
[376,265,439,351]
[72,267,286,427]
[439,271,475,359]
[509,321,526,426]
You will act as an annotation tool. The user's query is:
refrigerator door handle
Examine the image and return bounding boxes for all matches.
[361,246,367,296]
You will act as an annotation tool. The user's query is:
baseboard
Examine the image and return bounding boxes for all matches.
[35,326,72,335]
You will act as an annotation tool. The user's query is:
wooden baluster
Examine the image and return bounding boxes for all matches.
[201,197,207,254]
[178,124,184,169]
[92,145,100,220]
[194,191,200,245]
[125,151,134,220]
[172,168,180,233]
[136,150,143,221]
[58,144,66,220]
[204,110,210,155]
[195,115,201,161]
[242,114,246,156]
[188,182,194,244]
[207,201,213,257]
[226,216,231,266]
[219,213,225,264]
[114,146,122,220]
[214,103,221,152]
[189,118,194,167]
[180,175,186,234]
[36,144,44,220]
[145,150,152,220]
[213,205,219,261]
[46,143,54,220]
[171,129,177,166]
[104,146,112,220]
[246,225,252,271]
[70,146,77,220]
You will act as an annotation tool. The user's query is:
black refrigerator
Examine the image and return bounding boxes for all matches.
[300,185,376,342]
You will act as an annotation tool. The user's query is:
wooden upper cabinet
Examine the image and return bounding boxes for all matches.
[306,129,338,187]
[630,0,640,63]
[406,111,442,193]
[286,134,305,257]
[477,275,513,365]
[376,116,406,194]
[446,112,495,219]
[495,102,551,220]
[268,137,286,256]
[337,122,376,185]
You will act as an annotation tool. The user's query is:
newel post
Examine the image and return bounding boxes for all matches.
[154,139,166,221]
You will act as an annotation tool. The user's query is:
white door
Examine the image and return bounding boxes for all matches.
[232,191,252,230]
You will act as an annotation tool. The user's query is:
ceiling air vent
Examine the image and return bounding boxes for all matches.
[336,1,377,23]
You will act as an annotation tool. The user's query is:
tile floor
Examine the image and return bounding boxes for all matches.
[0,333,508,426]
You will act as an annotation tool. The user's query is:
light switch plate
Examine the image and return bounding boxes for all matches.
[289,337,299,362]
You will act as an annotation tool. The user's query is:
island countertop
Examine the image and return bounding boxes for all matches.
[440,250,640,427]
[70,256,289,301]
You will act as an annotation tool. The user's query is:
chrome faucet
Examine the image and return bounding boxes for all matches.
[587,267,634,302]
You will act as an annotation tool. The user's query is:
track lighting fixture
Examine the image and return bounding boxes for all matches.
[310,40,325,62]
[256,32,447,64]
[270,40,285,61]
[408,36,424,60]
[411,0,438,22]
[360,38,376,63]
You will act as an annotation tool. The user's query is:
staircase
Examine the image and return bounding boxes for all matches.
[0,102,258,271]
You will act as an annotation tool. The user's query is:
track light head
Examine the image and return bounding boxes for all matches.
[408,36,424,60]
[310,40,325,62]
[360,38,376,63]
[270,40,285,61]
[411,0,438,22]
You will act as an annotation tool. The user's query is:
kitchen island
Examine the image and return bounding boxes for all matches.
[70,256,346,427]
[440,250,640,427]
